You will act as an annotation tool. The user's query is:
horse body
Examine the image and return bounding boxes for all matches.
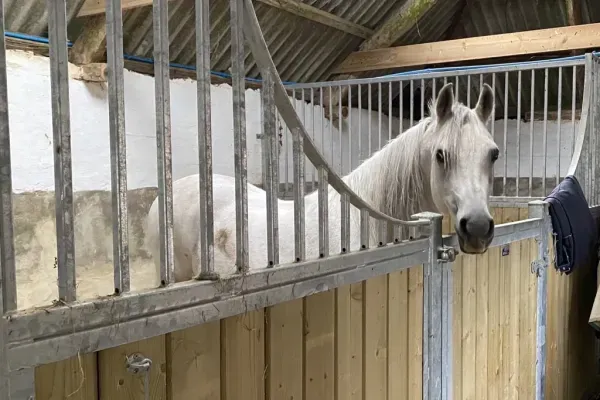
[145,83,499,283]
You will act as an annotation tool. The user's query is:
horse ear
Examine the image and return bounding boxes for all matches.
[474,83,494,123]
[435,83,454,123]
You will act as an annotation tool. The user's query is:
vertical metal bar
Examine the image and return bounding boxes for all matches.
[556,67,563,186]
[348,85,352,171]
[0,0,15,313]
[388,81,392,142]
[420,78,425,120]
[378,82,382,151]
[399,81,403,136]
[410,80,414,127]
[416,212,444,400]
[571,66,577,157]
[360,209,369,250]
[338,85,343,174]
[491,74,496,186]
[358,84,362,163]
[368,83,372,155]
[529,70,536,197]
[454,75,459,101]
[262,71,279,266]
[466,75,471,107]
[318,167,329,258]
[542,68,549,195]
[378,83,386,245]
[293,123,305,261]
[432,78,436,103]
[329,87,333,170]
[340,193,350,253]
[310,88,316,191]
[516,71,522,197]
[0,0,14,395]
[49,0,76,301]
[106,0,130,294]
[284,105,290,197]
[230,0,249,272]
[196,0,216,278]
[529,200,549,400]
[502,72,508,196]
[153,0,174,285]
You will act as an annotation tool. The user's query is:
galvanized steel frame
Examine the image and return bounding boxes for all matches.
[0,0,589,398]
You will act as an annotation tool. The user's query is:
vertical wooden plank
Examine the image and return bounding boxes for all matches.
[544,234,561,400]
[266,300,303,400]
[35,354,98,400]
[451,255,463,400]
[475,251,489,399]
[388,271,408,399]
[363,274,388,400]
[222,310,265,400]
[168,321,220,400]
[461,251,477,400]
[502,207,521,400]
[407,266,423,399]
[518,208,536,400]
[487,209,502,400]
[336,283,363,400]
[304,290,335,399]
[99,335,167,400]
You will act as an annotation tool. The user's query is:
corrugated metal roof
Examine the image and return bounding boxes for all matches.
[2,0,600,119]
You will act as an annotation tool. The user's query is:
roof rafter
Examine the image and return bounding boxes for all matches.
[78,0,373,38]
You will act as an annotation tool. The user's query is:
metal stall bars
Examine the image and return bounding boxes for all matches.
[106,0,130,295]
[240,2,453,400]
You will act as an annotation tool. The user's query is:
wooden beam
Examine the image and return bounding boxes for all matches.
[257,0,373,39]
[77,0,171,17]
[78,0,373,39]
[335,23,600,74]
[70,14,106,65]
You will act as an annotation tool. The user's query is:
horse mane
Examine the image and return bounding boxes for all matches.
[341,99,471,220]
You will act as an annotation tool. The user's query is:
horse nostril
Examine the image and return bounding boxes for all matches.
[487,219,495,236]
[459,217,468,234]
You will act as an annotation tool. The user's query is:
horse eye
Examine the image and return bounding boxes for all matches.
[436,149,445,164]
[491,148,499,162]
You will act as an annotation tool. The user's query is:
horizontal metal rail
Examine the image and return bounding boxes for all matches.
[285,58,586,90]
[443,217,542,250]
[6,238,429,369]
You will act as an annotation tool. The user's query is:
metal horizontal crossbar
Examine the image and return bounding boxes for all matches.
[6,238,428,370]
[442,217,542,250]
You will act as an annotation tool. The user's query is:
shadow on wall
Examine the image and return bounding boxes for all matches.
[13,187,158,271]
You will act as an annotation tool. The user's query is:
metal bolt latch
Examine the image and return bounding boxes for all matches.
[438,246,457,263]
[126,353,152,400]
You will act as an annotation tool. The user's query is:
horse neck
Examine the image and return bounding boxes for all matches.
[341,121,434,220]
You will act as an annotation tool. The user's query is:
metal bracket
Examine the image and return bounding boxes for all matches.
[531,258,547,276]
[125,352,152,375]
[437,245,457,263]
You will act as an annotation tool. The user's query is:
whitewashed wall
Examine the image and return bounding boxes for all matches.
[6,50,579,193]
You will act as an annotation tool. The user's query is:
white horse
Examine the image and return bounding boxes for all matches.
[145,83,498,282]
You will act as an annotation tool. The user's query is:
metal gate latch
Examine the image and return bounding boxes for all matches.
[438,246,457,263]
[126,352,152,399]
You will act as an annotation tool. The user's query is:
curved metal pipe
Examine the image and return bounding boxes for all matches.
[241,0,428,227]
